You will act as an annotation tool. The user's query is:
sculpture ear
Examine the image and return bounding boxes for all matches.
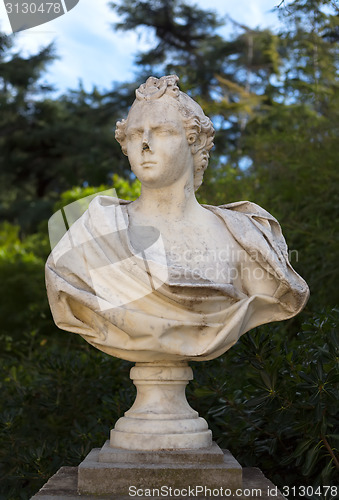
[191,133,207,154]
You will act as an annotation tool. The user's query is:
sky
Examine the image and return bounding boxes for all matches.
[0,0,282,94]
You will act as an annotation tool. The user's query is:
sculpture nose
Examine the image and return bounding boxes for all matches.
[142,134,152,153]
[142,141,150,151]
[142,130,152,153]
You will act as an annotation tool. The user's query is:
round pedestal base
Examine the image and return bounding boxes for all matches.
[110,363,212,450]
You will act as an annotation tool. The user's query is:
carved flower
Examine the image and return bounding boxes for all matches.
[136,75,180,101]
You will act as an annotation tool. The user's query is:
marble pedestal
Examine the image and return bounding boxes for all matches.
[110,362,212,450]
[77,362,231,495]
[78,441,242,496]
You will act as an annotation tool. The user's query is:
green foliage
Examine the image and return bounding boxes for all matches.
[242,100,339,309]
[189,309,339,495]
[0,222,52,359]
[111,0,224,73]
[0,348,134,500]
[53,175,140,215]
[111,173,141,200]
[0,35,133,234]
[0,38,55,97]
[1,1,339,498]
[53,184,112,212]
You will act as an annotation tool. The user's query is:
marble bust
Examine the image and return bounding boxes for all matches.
[45,75,309,450]
[46,74,309,363]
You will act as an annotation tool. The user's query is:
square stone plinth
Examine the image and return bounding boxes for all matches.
[78,444,242,496]
[31,465,285,499]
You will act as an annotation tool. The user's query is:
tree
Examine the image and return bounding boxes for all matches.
[0,35,134,234]
[0,34,56,231]
[240,0,339,308]
[110,0,339,308]
[1,1,338,497]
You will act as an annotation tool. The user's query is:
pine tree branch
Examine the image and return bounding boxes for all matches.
[321,435,339,471]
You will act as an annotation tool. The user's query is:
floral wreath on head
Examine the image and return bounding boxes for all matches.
[136,75,180,101]
[115,75,214,191]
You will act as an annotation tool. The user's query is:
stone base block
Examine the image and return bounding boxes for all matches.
[31,466,286,499]
[78,444,242,496]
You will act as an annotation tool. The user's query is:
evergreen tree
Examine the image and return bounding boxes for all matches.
[0,35,133,233]
[110,0,339,308]
[241,0,339,307]
[1,3,338,496]
[0,34,56,231]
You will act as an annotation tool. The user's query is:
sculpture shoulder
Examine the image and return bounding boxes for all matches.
[69,195,131,228]
[203,200,290,261]
[202,201,280,234]
[215,200,278,222]
[46,196,131,267]
[87,195,131,212]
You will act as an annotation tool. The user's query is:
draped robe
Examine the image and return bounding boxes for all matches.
[45,196,309,362]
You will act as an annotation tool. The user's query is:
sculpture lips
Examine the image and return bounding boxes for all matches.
[141,161,156,167]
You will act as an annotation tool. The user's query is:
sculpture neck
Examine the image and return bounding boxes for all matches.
[134,177,200,222]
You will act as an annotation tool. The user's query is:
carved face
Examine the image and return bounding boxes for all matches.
[125,99,194,188]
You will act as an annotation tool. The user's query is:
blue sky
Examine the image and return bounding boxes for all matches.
[0,0,282,94]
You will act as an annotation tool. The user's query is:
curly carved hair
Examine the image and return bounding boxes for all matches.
[115,75,214,191]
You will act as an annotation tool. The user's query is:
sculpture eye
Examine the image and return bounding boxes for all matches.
[127,129,142,140]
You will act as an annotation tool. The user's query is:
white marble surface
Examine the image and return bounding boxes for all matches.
[46,75,309,363]
[110,363,212,450]
[45,75,309,449]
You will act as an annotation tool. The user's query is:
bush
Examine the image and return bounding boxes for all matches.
[0,193,337,499]
[190,309,339,497]
[0,345,133,499]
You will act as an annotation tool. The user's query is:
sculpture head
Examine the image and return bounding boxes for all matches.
[115,75,215,191]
